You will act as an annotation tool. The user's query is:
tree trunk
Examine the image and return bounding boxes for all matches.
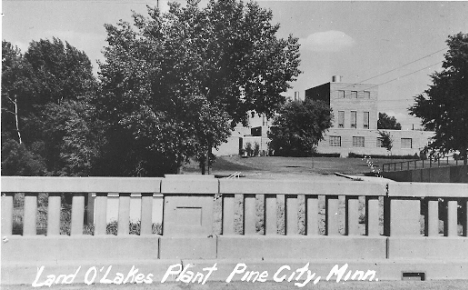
[13,94,22,144]
[200,158,206,175]
[206,145,211,175]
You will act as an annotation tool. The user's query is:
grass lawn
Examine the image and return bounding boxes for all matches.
[183,155,415,180]
[4,281,468,290]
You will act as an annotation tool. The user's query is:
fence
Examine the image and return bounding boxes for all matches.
[382,156,462,172]
[2,176,468,285]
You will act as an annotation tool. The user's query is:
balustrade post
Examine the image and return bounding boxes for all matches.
[94,193,107,235]
[23,193,37,236]
[71,193,85,236]
[306,196,319,235]
[234,194,244,235]
[447,200,458,237]
[327,197,339,236]
[286,195,298,235]
[47,193,61,236]
[466,200,468,237]
[222,194,235,235]
[276,195,286,235]
[140,193,153,235]
[347,197,359,236]
[118,193,131,236]
[1,193,13,236]
[244,194,256,235]
[428,199,439,236]
[368,198,379,236]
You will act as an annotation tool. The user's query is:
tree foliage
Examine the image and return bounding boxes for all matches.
[97,1,301,175]
[377,130,393,153]
[409,32,468,163]
[1,41,36,145]
[2,39,99,176]
[268,99,332,156]
[2,1,301,177]
[377,112,401,130]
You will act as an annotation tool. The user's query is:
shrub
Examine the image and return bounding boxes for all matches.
[245,142,252,157]
[253,142,260,157]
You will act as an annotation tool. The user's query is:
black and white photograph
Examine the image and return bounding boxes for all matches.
[1,0,468,289]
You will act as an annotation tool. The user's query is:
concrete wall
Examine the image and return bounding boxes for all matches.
[382,165,468,183]
[2,177,468,285]
[316,128,434,157]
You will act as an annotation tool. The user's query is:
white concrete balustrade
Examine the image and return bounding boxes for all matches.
[1,177,468,284]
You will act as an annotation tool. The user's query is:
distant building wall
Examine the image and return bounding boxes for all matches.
[329,83,379,130]
[305,83,330,104]
[316,128,434,157]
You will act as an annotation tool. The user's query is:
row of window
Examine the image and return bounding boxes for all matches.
[337,90,371,99]
[329,136,413,148]
[337,111,369,129]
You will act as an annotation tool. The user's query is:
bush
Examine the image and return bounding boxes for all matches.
[253,142,260,157]
[245,142,252,157]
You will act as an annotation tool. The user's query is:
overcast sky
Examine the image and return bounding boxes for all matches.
[3,1,468,130]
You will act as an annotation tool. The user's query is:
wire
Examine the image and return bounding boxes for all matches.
[337,47,447,90]
[361,61,443,91]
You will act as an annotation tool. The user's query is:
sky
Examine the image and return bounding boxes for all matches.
[2,1,468,130]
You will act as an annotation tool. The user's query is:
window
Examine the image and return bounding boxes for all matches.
[364,91,370,99]
[338,90,345,98]
[353,136,365,147]
[351,91,357,98]
[401,138,412,149]
[351,111,357,128]
[363,112,369,129]
[338,111,345,128]
[377,138,384,147]
[329,136,341,147]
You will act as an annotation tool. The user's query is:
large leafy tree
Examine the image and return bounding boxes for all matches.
[268,99,332,156]
[2,41,46,176]
[409,32,468,164]
[2,39,99,176]
[26,38,98,175]
[97,0,301,175]
[1,41,36,145]
[378,112,401,130]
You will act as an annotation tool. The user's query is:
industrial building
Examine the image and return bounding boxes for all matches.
[216,76,434,157]
[306,76,433,157]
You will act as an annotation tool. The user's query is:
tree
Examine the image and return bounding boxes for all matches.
[409,32,468,164]
[377,112,401,130]
[1,41,36,145]
[268,99,332,156]
[378,130,393,154]
[97,1,301,175]
[2,39,99,176]
[1,136,47,176]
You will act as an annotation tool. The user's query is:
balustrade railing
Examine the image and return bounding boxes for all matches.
[2,177,468,240]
